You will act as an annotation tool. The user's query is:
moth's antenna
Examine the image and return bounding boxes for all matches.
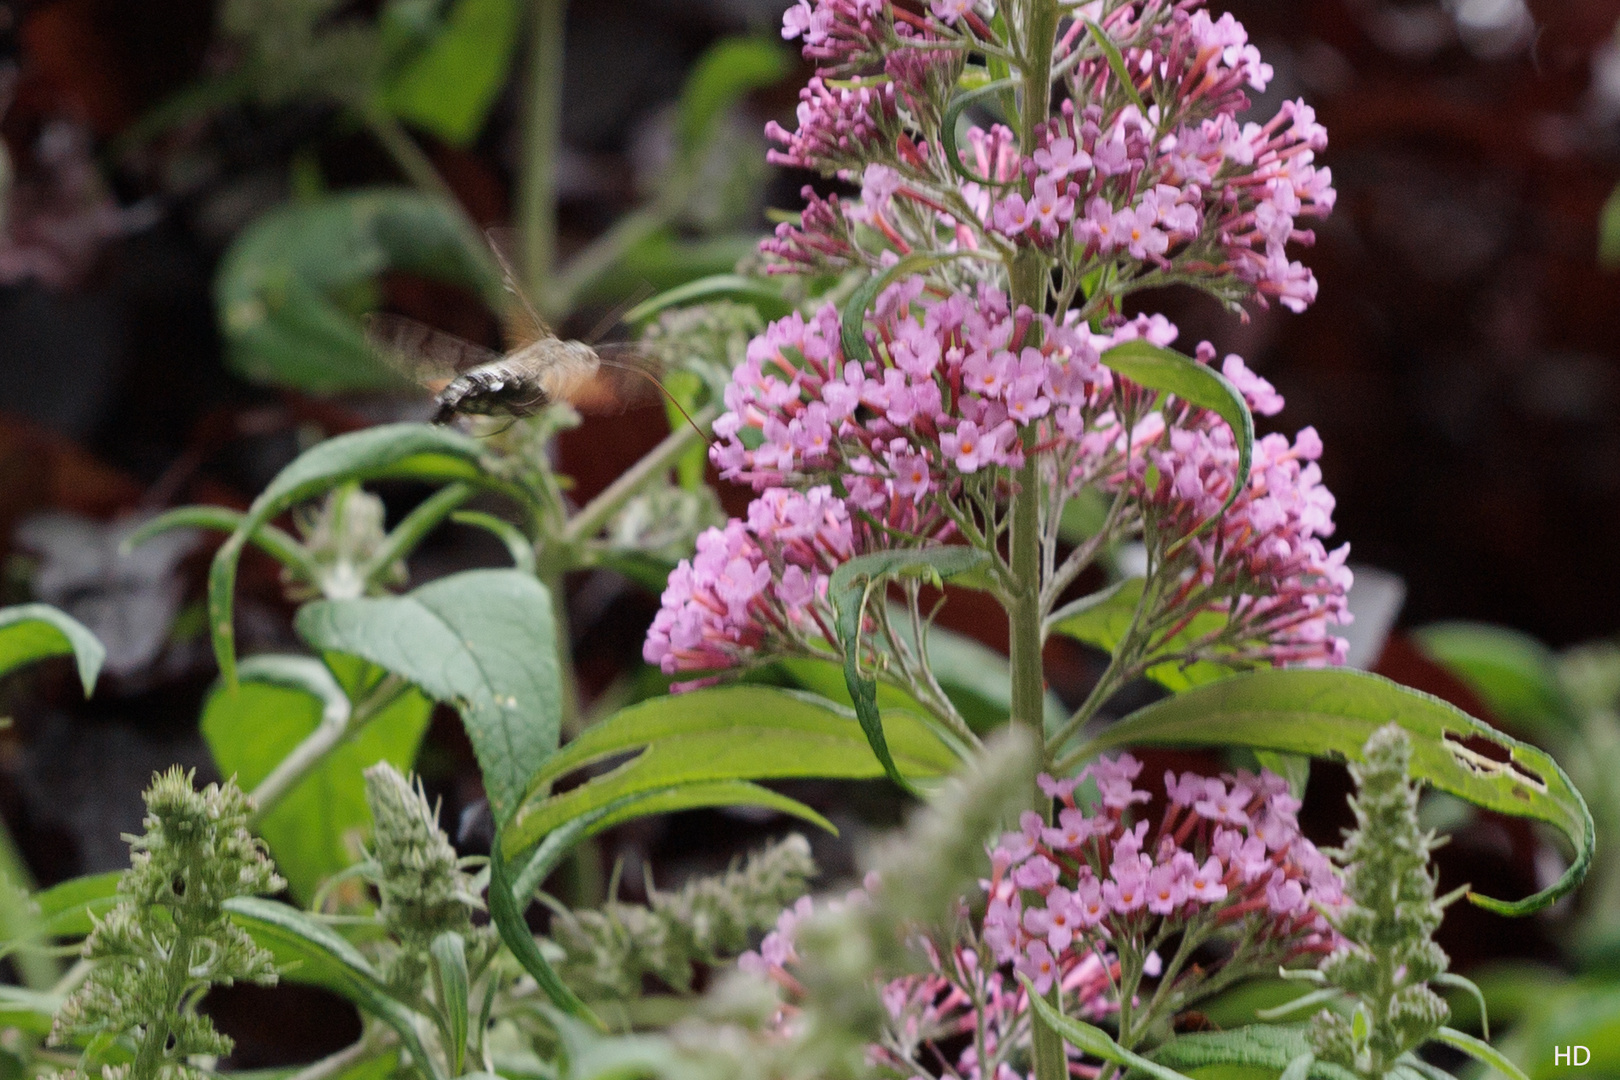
[628,366,712,445]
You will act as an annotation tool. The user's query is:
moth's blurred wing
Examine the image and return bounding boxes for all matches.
[483,226,552,348]
[365,313,502,392]
[560,343,669,414]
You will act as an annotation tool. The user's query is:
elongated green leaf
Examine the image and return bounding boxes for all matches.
[1601,182,1620,269]
[1023,981,1196,1080]
[487,831,602,1029]
[451,510,536,574]
[1101,340,1254,537]
[0,985,62,1036]
[1413,622,1577,735]
[32,871,121,939]
[941,77,1020,185]
[840,253,961,364]
[675,37,789,155]
[1433,1026,1530,1080]
[224,895,445,1080]
[565,781,835,839]
[382,0,520,146]
[125,506,313,578]
[208,422,492,684]
[1084,19,1147,113]
[216,188,501,393]
[623,274,791,325]
[1047,577,1234,691]
[1078,668,1593,916]
[431,931,470,1073]
[297,569,560,824]
[204,656,432,902]
[0,604,104,695]
[829,548,989,788]
[1142,1025,1357,1080]
[508,686,955,854]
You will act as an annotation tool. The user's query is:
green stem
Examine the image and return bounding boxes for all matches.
[562,403,719,545]
[130,925,195,1080]
[542,569,581,737]
[1006,6,1064,1080]
[248,675,410,822]
[519,0,568,316]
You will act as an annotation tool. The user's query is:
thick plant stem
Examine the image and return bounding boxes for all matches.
[519,0,567,315]
[1007,7,1065,1080]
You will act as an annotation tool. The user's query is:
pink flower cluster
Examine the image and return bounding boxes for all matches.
[986,755,1343,997]
[643,486,856,679]
[710,282,1115,506]
[735,755,1343,1080]
[1129,347,1354,665]
[741,878,1114,1080]
[765,0,1334,314]
[644,280,1352,676]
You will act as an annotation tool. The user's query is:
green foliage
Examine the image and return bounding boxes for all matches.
[380,0,521,146]
[202,656,433,903]
[49,770,282,1080]
[0,604,105,694]
[360,763,497,1011]
[1047,577,1235,691]
[552,835,815,998]
[1412,623,1577,736]
[1075,667,1592,915]
[297,569,562,824]
[507,685,958,854]
[1310,726,1452,1079]
[215,189,501,394]
[1098,339,1255,533]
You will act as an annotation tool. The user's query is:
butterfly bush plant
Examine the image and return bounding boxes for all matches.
[5,3,1592,1080]
[643,0,1351,764]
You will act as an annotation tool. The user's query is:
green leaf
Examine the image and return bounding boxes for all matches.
[124,505,315,579]
[1413,622,1578,735]
[296,569,560,825]
[207,422,492,685]
[1022,980,1197,1080]
[1601,182,1620,269]
[216,188,501,393]
[507,686,956,854]
[430,931,469,1073]
[553,781,835,841]
[0,985,62,1036]
[32,871,121,939]
[224,895,446,1080]
[675,37,789,157]
[840,253,957,365]
[829,548,989,788]
[1100,340,1255,540]
[1077,668,1593,916]
[450,510,537,574]
[941,78,1020,186]
[0,604,105,695]
[487,830,602,1029]
[1083,19,1147,113]
[623,274,792,326]
[1047,578,1234,691]
[203,655,433,903]
[1142,1025,1357,1080]
[1432,1026,1530,1080]
[381,0,521,146]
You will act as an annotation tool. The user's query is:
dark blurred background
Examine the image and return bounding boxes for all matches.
[0,0,1616,1060]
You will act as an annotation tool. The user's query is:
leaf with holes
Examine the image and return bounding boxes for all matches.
[296,569,560,825]
[1413,621,1578,736]
[1075,668,1592,916]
